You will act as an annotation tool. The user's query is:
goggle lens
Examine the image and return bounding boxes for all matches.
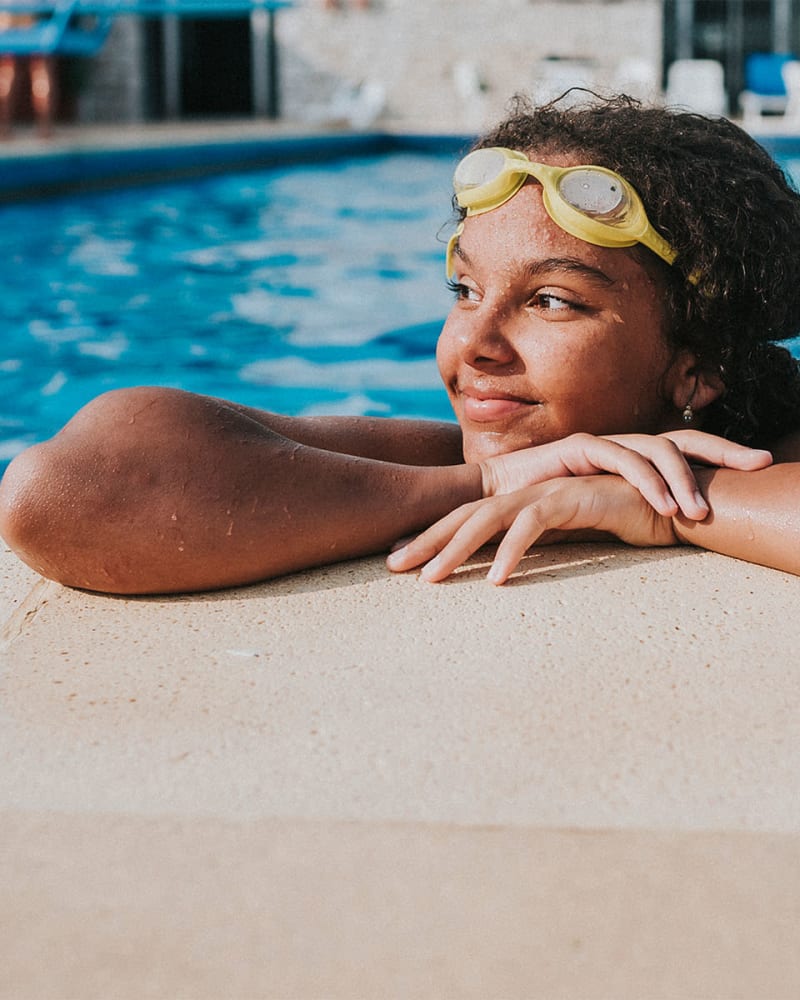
[454,147,508,192]
[557,170,629,223]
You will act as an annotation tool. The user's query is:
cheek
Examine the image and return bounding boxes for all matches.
[435,316,458,388]
[573,292,671,385]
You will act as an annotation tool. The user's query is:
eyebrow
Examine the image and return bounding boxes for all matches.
[525,257,616,286]
[454,243,616,287]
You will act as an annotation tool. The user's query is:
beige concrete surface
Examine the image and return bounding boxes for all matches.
[2,813,800,1000]
[2,538,800,997]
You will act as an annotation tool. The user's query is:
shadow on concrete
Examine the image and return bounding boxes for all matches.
[113,541,701,604]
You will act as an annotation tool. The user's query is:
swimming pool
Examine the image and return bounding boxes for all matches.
[0,140,465,470]
[3,134,800,474]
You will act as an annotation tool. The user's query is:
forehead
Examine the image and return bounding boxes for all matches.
[457,182,646,280]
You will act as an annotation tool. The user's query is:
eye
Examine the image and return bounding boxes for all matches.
[531,291,578,313]
[446,278,481,302]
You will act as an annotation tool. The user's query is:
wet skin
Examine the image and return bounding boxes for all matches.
[437,178,684,465]
[4,153,800,593]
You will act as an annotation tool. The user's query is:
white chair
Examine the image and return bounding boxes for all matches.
[301,78,386,130]
[346,80,386,130]
[665,59,727,116]
[782,60,800,122]
[611,57,660,103]
[452,61,490,132]
[532,57,597,105]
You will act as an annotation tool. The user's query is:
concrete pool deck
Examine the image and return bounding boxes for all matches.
[2,535,800,998]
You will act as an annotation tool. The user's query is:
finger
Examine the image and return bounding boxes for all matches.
[573,437,690,518]
[607,433,771,519]
[651,430,772,470]
[486,483,610,584]
[418,502,514,582]
[602,438,713,519]
[386,504,480,572]
[486,505,550,585]
[389,534,417,553]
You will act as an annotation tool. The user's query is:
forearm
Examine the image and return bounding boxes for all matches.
[0,388,480,595]
[229,407,465,466]
[673,463,800,575]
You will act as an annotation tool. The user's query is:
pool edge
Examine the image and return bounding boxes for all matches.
[0,125,477,203]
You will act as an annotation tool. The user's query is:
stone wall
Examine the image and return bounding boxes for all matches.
[76,0,664,130]
[279,0,664,132]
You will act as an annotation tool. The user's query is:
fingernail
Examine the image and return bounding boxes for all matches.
[660,491,678,514]
[694,490,709,511]
[420,557,441,582]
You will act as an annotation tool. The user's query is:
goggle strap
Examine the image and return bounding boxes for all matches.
[452,148,679,271]
[446,222,464,280]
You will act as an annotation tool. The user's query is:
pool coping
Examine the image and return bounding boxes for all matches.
[0,121,475,202]
[0,115,797,203]
[3,535,800,996]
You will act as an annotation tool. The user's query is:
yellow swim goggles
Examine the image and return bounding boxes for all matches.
[446,146,678,278]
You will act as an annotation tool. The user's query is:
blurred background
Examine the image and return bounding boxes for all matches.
[4,0,800,136]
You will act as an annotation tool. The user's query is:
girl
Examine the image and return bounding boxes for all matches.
[2,95,800,593]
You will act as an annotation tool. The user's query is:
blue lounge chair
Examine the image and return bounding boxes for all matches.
[0,0,293,120]
[740,52,798,124]
[120,0,290,13]
[0,1,113,58]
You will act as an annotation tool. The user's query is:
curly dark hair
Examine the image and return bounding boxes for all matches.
[466,92,800,447]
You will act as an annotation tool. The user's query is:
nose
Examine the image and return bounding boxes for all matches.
[443,303,518,371]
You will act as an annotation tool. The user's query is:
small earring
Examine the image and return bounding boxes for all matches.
[682,376,698,424]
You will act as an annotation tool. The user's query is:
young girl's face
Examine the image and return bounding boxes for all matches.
[437,177,681,464]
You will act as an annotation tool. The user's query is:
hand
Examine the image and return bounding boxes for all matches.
[387,475,679,585]
[479,430,772,521]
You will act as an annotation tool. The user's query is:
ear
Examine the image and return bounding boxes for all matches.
[663,349,725,417]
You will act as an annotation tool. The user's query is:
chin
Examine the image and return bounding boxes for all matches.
[461,432,526,465]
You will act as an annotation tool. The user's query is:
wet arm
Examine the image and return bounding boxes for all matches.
[0,388,479,595]
[225,404,464,466]
[673,460,800,575]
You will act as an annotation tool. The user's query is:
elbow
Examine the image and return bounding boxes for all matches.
[0,441,72,585]
[0,387,190,593]
[0,435,144,594]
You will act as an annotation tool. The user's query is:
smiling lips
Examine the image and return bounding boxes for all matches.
[459,387,536,423]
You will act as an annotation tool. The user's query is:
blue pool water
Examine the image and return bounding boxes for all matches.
[3,142,800,475]
[0,148,461,470]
